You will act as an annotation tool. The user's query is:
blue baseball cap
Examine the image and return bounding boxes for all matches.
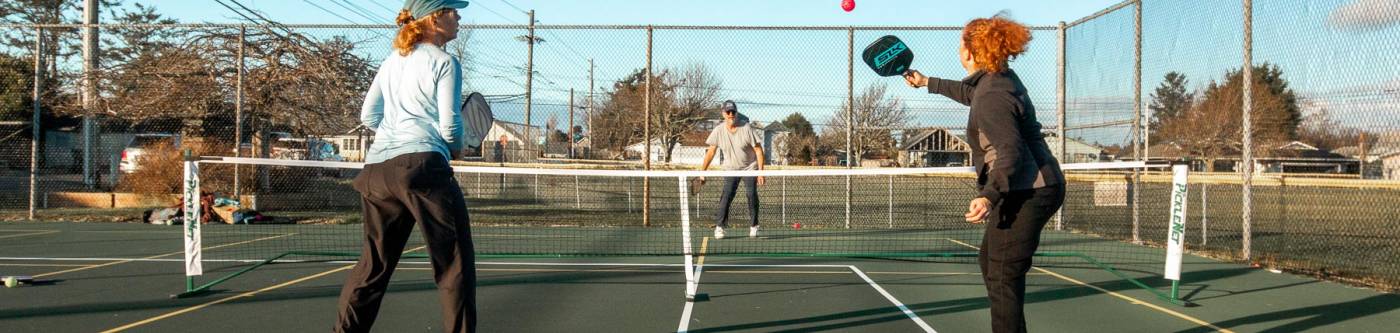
[722,100,738,113]
[403,0,469,21]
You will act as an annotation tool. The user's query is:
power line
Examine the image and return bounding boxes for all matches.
[466,1,520,23]
[301,0,362,24]
[365,0,397,13]
[332,0,391,23]
[494,0,528,14]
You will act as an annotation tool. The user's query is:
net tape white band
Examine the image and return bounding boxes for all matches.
[199,157,1155,178]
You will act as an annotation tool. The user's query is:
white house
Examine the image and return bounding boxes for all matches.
[1042,132,1110,163]
[626,122,790,166]
[757,122,790,166]
[481,120,544,162]
[626,139,710,165]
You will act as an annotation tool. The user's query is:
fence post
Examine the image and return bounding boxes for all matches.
[1201,183,1209,245]
[1055,20,1067,231]
[1131,0,1143,244]
[234,25,246,197]
[29,26,43,221]
[643,25,653,227]
[82,2,98,189]
[524,10,536,158]
[1241,0,1255,261]
[845,27,854,229]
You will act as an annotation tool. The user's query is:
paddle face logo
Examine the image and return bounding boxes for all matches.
[874,41,907,69]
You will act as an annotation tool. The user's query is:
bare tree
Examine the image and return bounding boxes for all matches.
[1298,101,1364,151]
[656,63,722,162]
[822,83,910,164]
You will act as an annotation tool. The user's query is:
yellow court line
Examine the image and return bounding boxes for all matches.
[697,236,709,267]
[105,244,428,332]
[101,265,354,333]
[33,233,297,278]
[944,238,1233,333]
[0,230,60,240]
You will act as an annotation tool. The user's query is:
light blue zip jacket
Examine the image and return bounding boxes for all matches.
[360,43,463,164]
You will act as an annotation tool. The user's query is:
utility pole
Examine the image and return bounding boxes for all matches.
[82,0,99,188]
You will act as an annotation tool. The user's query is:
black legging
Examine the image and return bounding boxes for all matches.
[716,176,759,228]
[979,184,1065,333]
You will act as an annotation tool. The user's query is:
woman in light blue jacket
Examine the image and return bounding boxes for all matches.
[334,1,475,332]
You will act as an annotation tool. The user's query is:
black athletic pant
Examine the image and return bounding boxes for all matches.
[715,176,759,228]
[336,152,476,333]
[979,184,1065,333]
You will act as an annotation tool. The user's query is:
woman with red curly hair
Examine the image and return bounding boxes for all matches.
[335,1,475,332]
[904,15,1064,333]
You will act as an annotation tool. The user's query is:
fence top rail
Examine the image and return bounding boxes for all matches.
[1066,0,1139,28]
[0,23,1056,31]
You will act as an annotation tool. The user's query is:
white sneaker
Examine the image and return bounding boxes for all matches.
[714,226,725,239]
[749,226,759,238]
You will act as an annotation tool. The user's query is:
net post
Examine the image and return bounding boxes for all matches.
[887,174,893,229]
[1164,162,1190,304]
[181,149,203,292]
[678,176,698,300]
[574,175,580,209]
[1171,280,1181,301]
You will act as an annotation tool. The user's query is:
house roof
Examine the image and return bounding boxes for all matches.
[760,121,791,133]
[900,128,969,151]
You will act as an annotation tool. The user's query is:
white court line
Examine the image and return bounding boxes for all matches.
[847,265,937,333]
[0,257,872,268]
[677,237,708,333]
[673,262,938,333]
[0,230,60,239]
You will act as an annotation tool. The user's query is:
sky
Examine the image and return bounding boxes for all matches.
[83,1,1400,146]
[125,0,1122,139]
[149,0,1123,26]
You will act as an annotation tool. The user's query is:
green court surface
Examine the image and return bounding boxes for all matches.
[1,221,1397,332]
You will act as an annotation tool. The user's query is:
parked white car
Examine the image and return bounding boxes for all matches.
[118,134,180,173]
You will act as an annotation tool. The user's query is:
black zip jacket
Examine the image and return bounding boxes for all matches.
[926,69,1064,205]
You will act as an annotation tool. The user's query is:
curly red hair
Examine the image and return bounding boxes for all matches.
[961,15,1032,74]
[393,9,449,56]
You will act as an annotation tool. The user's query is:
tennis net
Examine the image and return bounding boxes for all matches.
[177,156,1186,303]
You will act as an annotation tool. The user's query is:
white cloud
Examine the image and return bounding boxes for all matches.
[1328,0,1400,30]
